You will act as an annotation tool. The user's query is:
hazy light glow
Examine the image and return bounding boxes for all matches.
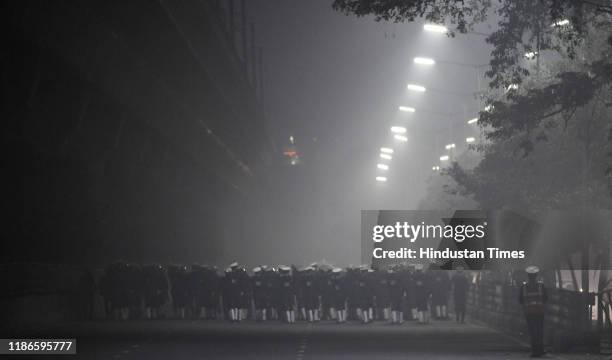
[466,137,476,143]
[414,57,435,65]
[423,24,448,33]
[380,153,393,160]
[377,163,389,170]
[376,176,387,182]
[551,19,570,27]
[394,134,408,142]
[398,106,415,113]
[524,51,538,59]
[407,84,426,92]
[380,147,394,154]
[432,165,440,171]
[484,105,493,112]
[467,118,478,124]
[390,126,407,134]
[445,143,456,150]
[440,155,450,161]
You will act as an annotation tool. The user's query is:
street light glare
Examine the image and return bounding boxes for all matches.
[445,143,456,150]
[390,126,407,134]
[524,51,538,59]
[398,106,415,113]
[432,165,440,171]
[466,137,476,143]
[467,117,478,124]
[423,24,448,33]
[414,57,435,65]
[380,153,392,160]
[375,176,387,182]
[377,163,389,170]
[394,134,408,142]
[380,147,394,154]
[551,19,570,27]
[440,155,450,161]
[407,84,426,92]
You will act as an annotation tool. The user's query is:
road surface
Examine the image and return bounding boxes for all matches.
[5,319,570,359]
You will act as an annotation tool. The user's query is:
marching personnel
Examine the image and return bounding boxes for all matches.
[303,267,319,322]
[413,264,431,324]
[431,269,450,319]
[143,264,168,319]
[278,265,295,323]
[252,267,268,321]
[263,266,280,320]
[223,262,242,322]
[355,266,374,323]
[331,267,347,323]
[169,264,190,319]
[388,267,404,324]
[189,264,207,319]
[451,266,469,323]
[202,266,220,319]
[375,268,391,321]
[519,266,548,358]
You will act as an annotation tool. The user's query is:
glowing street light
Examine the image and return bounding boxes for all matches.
[390,126,407,134]
[377,163,389,171]
[466,137,476,143]
[376,176,387,182]
[484,104,493,112]
[467,117,478,124]
[398,106,416,113]
[440,155,450,161]
[432,165,440,171]
[551,19,570,27]
[524,51,538,59]
[445,143,456,150]
[394,134,408,142]
[380,147,394,154]
[414,57,435,65]
[423,24,448,34]
[407,84,426,92]
[380,153,392,160]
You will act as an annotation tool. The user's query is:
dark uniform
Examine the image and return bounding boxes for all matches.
[252,267,268,321]
[451,270,469,323]
[413,267,431,323]
[143,264,168,319]
[388,269,404,324]
[278,266,295,323]
[431,270,450,319]
[519,269,548,357]
[331,268,347,323]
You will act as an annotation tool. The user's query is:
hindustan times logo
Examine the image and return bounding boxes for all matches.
[372,221,487,243]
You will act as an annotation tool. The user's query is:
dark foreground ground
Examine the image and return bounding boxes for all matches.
[1,320,599,360]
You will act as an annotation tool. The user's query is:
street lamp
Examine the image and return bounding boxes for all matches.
[398,106,416,113]
[407,84,426,92]
[390,126,407,134]
[432,165,440,171]
[376,176,387,182]
[377,164,389,170]
[423,24,448,34]
[445,143,456,150]
[394,134,408,142]
[414,57,436,65]
[380,147,394,154]
[466,137,476,143]
[467,117,478,124]
[440,155,450,161]
[551,19,570,27]
[380,153,392,160]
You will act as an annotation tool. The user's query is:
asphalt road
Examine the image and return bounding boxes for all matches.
[5,319,555,360]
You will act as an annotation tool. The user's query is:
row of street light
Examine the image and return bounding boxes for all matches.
[375,23,481,182]
[375,18,571,182]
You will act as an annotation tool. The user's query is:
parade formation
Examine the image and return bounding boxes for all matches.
[98,261,472,324]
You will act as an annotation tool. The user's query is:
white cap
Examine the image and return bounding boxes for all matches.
[526,265,540,274]
[415,263,424,271]
[253,267,261,273]
[332,267,342,273]
[279,265,291,271]
[229,262,239,268]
